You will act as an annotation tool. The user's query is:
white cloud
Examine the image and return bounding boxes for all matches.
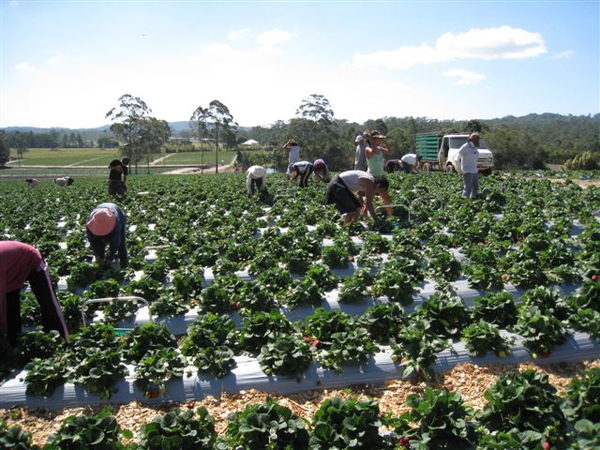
[256,29,294,47]
[351,26,546,70]
[15,61,36,72]
[443,69,487,85]
[228,28,251,41]
[552,50,574,59]
[49,53,67,65]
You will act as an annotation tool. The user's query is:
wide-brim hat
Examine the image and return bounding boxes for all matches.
[86,208,116,236]
[354,135,364,143]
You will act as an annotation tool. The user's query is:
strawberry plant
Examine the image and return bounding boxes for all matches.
[561,367,600,423]
[279,278,325,310]
[136,407,216,449]
[317,326,379,374]
[568,308,600,340]
[238,310,294,354]
[470,291,518,328]
[301,308,351,348]
[304,262,339,291]
[413,292,471,339]
[321,245,351,269]
[461,320,512,358]
[338,266,373,304]
[520,286,572,320]
[360,302,409,344]
[15,330,66,364]
[258,334,313,377]
[391,320,450,381]
[476,369,567,438]
[371,263,416,306]
[0,421,39,450]
[120,322,179,363]
[219,397,309,450]
[134,348,185,397]
[150,287,189,317]
[514,305,569,357]
[181,313,238,354]
[67,324,128,399]
[569,278,600,311]
[401,386,477,449]
[70,346,129,399]
[198,274,240,314]
[23,357,68,397]
[309,396,386,449]
[192,345,237,379]
[44,406,132,449]
[424,246,462,282]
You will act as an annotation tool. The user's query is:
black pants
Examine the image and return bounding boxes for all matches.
[5,264,69,346]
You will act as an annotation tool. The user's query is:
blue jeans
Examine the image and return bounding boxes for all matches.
[462,172,479,198]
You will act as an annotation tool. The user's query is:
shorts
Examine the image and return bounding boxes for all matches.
[325,176,361,214]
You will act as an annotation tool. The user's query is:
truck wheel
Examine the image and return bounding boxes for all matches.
[445,164,457,174]
[481,168,493,176]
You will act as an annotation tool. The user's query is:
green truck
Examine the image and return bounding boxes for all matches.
[416,133,494,175]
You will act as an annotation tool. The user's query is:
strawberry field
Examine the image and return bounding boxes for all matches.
[1,171,599,449]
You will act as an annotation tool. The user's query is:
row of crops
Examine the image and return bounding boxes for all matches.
[0,171,599,446]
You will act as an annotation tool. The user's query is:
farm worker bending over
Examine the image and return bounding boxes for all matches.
[54,176,74,186]
[458,133,480,199]
[108,158,128,198]
[86,203,128,269]
[313,158,330,182]
[0,241,70,348]
[246,165,268,197]
[325,170,391,226]
[25,178,39,188]
[288,161,314,188]
[400,153,422,173]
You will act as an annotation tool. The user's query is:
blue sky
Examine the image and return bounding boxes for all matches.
[1,0,598,129]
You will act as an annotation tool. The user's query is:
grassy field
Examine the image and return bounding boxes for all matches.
[7,147,241,167]
[2,148,242,180]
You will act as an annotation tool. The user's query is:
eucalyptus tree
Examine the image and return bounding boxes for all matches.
[105,94,152,172]
[190,100,237,174]
[290,94,349,169]
[138,117,171,173]
[0,136,9,166]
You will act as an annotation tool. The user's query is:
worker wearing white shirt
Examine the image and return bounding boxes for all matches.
[400,153,422,173]
[246,165,268,197]
[458,133,481,198]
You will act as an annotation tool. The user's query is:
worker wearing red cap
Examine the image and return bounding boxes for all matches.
[85,203,128,269]
[0,241,70,348]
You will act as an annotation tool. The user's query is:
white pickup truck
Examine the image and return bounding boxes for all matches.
[416,133,494,175]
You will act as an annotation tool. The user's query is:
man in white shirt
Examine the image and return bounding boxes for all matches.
[400,153,422,173]
[246,165,268,197]
[458,133,480,198]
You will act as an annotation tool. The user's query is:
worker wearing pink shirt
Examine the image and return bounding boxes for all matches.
[0,241,69,347]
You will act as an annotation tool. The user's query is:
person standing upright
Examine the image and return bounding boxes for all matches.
[458,133,481,198]
[354,134,368,171]
[283,138,300,164]
[365,131,392,179]
[108,158,128,199]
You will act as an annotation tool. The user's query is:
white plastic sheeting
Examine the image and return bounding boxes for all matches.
[1,332,597,410]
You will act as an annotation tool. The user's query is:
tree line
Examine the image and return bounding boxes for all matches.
[1,93,598,171]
